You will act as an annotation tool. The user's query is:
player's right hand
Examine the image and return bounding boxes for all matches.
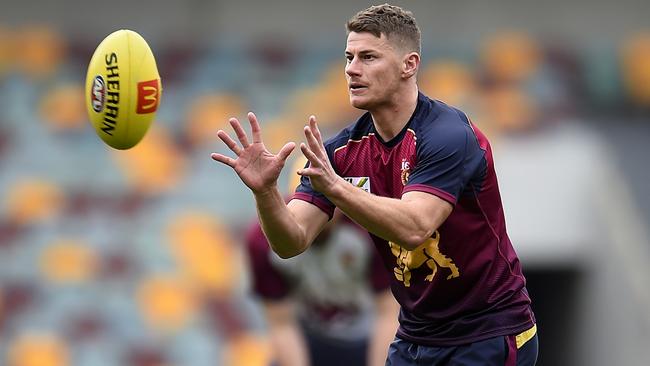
[211,112,295,194]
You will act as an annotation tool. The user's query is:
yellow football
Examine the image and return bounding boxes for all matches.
[85,30,162,150]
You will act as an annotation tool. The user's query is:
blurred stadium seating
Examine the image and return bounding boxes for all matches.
[0,2,649,365]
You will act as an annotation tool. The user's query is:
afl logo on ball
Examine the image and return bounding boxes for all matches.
[91,75,106,113]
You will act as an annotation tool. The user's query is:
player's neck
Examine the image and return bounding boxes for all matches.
[370,85,419,142]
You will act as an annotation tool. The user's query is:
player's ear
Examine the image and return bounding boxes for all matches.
[402,52,420,79]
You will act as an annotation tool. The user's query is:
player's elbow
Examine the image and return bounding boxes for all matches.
[398,209,443,250]
[274,249,300,259]
[398,232,431,251]
[399,223,437,250]
[271,242,307,259]
[263,229,309,259]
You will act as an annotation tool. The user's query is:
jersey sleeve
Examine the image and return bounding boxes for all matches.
[403,113,486,204]
[244,221,291,300]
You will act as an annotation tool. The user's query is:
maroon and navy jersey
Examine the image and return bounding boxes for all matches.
[292,92,535,346]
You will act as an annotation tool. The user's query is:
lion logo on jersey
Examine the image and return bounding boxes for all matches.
[389,231,459,287]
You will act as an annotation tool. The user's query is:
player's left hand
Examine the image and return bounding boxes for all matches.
[299,116,342,196]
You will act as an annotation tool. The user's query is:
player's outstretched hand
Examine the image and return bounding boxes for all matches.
[211,112,295,194]
[299,115,341,195]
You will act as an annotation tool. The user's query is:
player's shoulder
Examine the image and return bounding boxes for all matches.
[416,93,471,130]
[415,93,476,144]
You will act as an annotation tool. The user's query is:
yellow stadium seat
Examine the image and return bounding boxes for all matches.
[480,31,541,83]
[39,83,87,131]
[5,179,64,225]
[282,62,360,131]
[0,25,15,77]
[136,275,197,333]
[184,93,246,148]
[477,84,538,138]
[419,60,477,108]
[40,238,97,283]
[222,332,271,366]
[7,333,69,366]
[261,117,302,152]
[620,32,650,106]
[15,25,66,79]
[166,211,241,296]
[113,124,187,195]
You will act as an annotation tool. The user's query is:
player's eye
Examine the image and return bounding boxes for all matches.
[345,54,354,62]
[363,54,375,61]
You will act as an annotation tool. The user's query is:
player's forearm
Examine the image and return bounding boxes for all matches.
[264,301,310,366]
[254,187,309,258]
[368,314,399,366]
[327,179,433,250]
[368,292,400,366]
[268,323,310,366]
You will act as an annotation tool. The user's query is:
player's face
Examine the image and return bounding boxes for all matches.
[345,31,405,110]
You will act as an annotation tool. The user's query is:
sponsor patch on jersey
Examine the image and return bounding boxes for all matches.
[344,176,370,193]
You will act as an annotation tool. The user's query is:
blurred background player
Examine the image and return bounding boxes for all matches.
[245,157,399,366]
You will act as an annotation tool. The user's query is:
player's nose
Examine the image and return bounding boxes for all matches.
[345,57,362,77]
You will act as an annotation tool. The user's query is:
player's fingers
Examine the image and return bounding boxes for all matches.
[304,125,326,160]
[210,153,236,168]
[217,130,242,156]
[230,118,250,148]
[296,166,314,176]
[309,115,324,148]
[248,112,262,144]
[299,142,322,171]
[277,142,296,163]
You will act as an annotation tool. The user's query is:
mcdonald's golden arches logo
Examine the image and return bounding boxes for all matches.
[136,79,160,114]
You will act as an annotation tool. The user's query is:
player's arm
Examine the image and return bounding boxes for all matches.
[367,290,400,366]
[326,186,450,251]
[299,116,452,250]
[211,112,329,258]
[255,189,329,258]
[263,299,310,366]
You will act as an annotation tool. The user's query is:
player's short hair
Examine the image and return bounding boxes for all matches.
[346,3,421,54]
